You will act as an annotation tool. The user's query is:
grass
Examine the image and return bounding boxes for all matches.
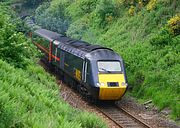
[0,59,107,128]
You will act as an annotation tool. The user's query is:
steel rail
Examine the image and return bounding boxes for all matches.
[95,104,152,128]
[95,105,123,128]
[119,106,152,128]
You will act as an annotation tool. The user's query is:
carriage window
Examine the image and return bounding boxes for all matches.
[98,61,121,72]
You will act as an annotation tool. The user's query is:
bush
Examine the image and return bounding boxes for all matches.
[23,0,49,8]
[146,0,157,11]
[35,1,70,34]
[93,0,117,27]
[167,15,180,36]
[150,28,172,46]
[128,5,135,16]
[0,7,29,68]
[66,17,89,40]
[79,0,98,14]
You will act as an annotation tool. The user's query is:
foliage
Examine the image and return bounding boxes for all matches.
[150,28,172,46]
[0,60,107,128]
[128,5,135,15]
[93,0,117,27]
[35,1,70,34]
[23,0,49,8]
[167,15,180,36]
[0,5,36,68]
[66,18,89,40]
[79,0,98,14]
[75,112,107,128]
[146,0,157,11]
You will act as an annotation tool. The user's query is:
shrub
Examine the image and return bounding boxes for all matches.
[93,0,117,27]
[35,1,70,34]
[150,28,172,46]
[167,15,180,36]
[23,0,49,8]
[66,18,89,40]
[79,0,98,14]
[0,4,40,68]
[138,0,143,9]
[146,0,157,11]
[128,5,135,16]
[0,12,26,68]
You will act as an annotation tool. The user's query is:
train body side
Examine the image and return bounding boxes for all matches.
[31,30,84,82]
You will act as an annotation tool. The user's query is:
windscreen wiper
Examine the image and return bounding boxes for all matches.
[99,68,111,73]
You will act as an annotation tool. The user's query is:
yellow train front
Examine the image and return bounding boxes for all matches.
[85,49,128,100]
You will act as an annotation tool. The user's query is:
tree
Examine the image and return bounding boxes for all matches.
[23,0,50,8]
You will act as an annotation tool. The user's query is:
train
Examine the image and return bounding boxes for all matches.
[27,19,128,101]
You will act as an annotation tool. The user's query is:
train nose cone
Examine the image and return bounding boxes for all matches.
[98,74,127,100]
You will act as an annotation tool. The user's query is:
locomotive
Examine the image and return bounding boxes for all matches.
[29,26,128,101]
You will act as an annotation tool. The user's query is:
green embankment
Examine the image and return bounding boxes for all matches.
[0,60,106,128]
[0,3,107,128]
[35,0,180,120]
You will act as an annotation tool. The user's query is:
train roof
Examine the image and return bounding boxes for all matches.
[34,28,113,58]
[34,29,63,42]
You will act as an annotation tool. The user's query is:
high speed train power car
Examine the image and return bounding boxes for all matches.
[28,27,128,101]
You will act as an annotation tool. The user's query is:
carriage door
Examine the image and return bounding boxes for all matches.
[57,46,60,64]
[82,59,88,83]
[52,40,60,64]
[60,50,65,70]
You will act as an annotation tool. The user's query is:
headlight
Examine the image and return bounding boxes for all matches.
[121,82,127,86]
[97,82,105,86]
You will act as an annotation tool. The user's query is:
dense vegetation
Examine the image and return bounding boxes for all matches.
[0,3,107,128]
[0,60,107,128]
[34,0,180,120]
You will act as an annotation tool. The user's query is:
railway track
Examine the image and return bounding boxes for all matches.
[96,103,151,128]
